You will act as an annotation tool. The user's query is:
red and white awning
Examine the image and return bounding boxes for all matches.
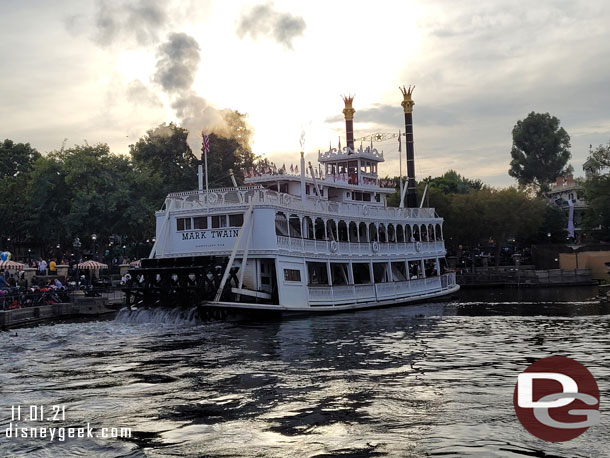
[0,260,25,270]
[77,260,109,270]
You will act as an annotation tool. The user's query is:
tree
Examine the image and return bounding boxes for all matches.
[583,141,610,241]
[509,112,572,193]
[0,140,41,244]
[130,123,197,194]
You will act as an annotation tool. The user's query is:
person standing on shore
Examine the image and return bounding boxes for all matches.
[49,259,57,276]
[39,259,47,276]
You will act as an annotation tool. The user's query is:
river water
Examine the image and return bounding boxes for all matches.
[1,286,609,457]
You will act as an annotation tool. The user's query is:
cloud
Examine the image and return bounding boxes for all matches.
[92,0,169,47]
[236,2,306,49]
[153,32,201,93]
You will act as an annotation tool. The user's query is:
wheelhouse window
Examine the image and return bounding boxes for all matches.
[177,218,192,231]
[284,269,301,282]
[211,215,227,228]
[229,213,244,227]
[193,217,207,229]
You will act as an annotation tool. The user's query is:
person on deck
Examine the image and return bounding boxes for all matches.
[39,259,47,276]
[49,259,57,276]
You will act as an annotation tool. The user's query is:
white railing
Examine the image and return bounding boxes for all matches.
[276,236,445,256]
[165,188,438,221]
[307,273,456,305]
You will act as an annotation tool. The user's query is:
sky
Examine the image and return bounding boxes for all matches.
[2,0,610,187]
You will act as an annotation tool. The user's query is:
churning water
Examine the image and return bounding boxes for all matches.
[1,286,610,457]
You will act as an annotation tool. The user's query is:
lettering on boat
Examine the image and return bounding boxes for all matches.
[181,229,239,241]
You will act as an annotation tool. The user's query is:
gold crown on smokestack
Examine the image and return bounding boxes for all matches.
[399,85,415,113]
[342,94,355,120]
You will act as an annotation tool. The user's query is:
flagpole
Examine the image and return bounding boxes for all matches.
[204,148,209,193]
[201,132,210,194]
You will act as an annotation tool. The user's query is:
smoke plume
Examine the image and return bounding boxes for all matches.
[153,32,201,93]
[93,0,169,47]
[152,33,227,157]
[236,2,306,49]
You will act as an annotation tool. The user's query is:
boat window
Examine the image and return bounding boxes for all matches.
[302,216,314,239]
[211,215,227,228]
[307,262,329,285]
[387,224,395,242]
[289,214,301,238]
[421,225,428,241]
[373,262,388,283]
[425,259,438,277]
[326,220,337,241]
[193,217,208,230]
[413,225,420,242]
[177,218,191,231]
[229,214,244,227]
[396,225,404,243]
[391,262,407,281]
[356,222,366,242]
[368,223,377,242]
[378,223,387,243]
[363,193,371,202]
[284,269,301,282]
[352,263,371,284]
[275,212,289,236]
[330,263,349,285]
[406,225,413,241]
[375,194,380,202]
[408,261,421,279]
[314,218,325,240]
[348,222,358,242]
[338,221,348,242]
[435,223,443,241]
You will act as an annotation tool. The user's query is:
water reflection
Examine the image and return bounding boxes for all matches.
[0,289,608,457]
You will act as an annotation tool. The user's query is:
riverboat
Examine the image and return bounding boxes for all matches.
[124,87,459,312]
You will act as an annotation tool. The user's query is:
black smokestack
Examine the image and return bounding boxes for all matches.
[342,95,355,151]
[400,85,417,208]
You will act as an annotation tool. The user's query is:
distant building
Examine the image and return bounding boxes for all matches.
[545,174,586,241]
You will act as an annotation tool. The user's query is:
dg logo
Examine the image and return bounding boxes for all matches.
[513,355,600,442]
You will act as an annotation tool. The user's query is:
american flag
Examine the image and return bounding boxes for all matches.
[202,133,210,154]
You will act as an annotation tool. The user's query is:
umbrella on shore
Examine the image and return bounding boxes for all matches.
[77,260,109,270]
[0,260,26,270]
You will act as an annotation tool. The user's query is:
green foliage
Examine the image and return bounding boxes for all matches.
[509,112,572,192]
[582,141,610,241]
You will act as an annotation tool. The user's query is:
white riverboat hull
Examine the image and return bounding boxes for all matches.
[206,284,460,313]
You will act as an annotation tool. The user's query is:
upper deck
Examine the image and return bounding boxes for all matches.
[162,186,438,222]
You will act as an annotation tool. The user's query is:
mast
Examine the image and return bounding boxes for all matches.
[400,85,417,208]
[342,95,355,152]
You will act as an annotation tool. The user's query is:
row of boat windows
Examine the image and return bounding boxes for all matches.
[177,214,244,231]
[275,212,443,242]
[306,259,443,286]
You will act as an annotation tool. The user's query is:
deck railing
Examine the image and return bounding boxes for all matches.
[165,188,438,220]
[307,272,456,305]
[277,236,445,256]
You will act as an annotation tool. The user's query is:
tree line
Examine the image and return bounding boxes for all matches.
[1,109,609,262]
[0,111,256,259]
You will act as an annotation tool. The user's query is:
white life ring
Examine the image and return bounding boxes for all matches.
[372,241,379,253]
[415,241,422,252]
[330,240,338,253]
[207,193,218,204]
[362,205,369,216]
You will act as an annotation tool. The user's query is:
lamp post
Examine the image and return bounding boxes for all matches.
[91,234,97,260]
